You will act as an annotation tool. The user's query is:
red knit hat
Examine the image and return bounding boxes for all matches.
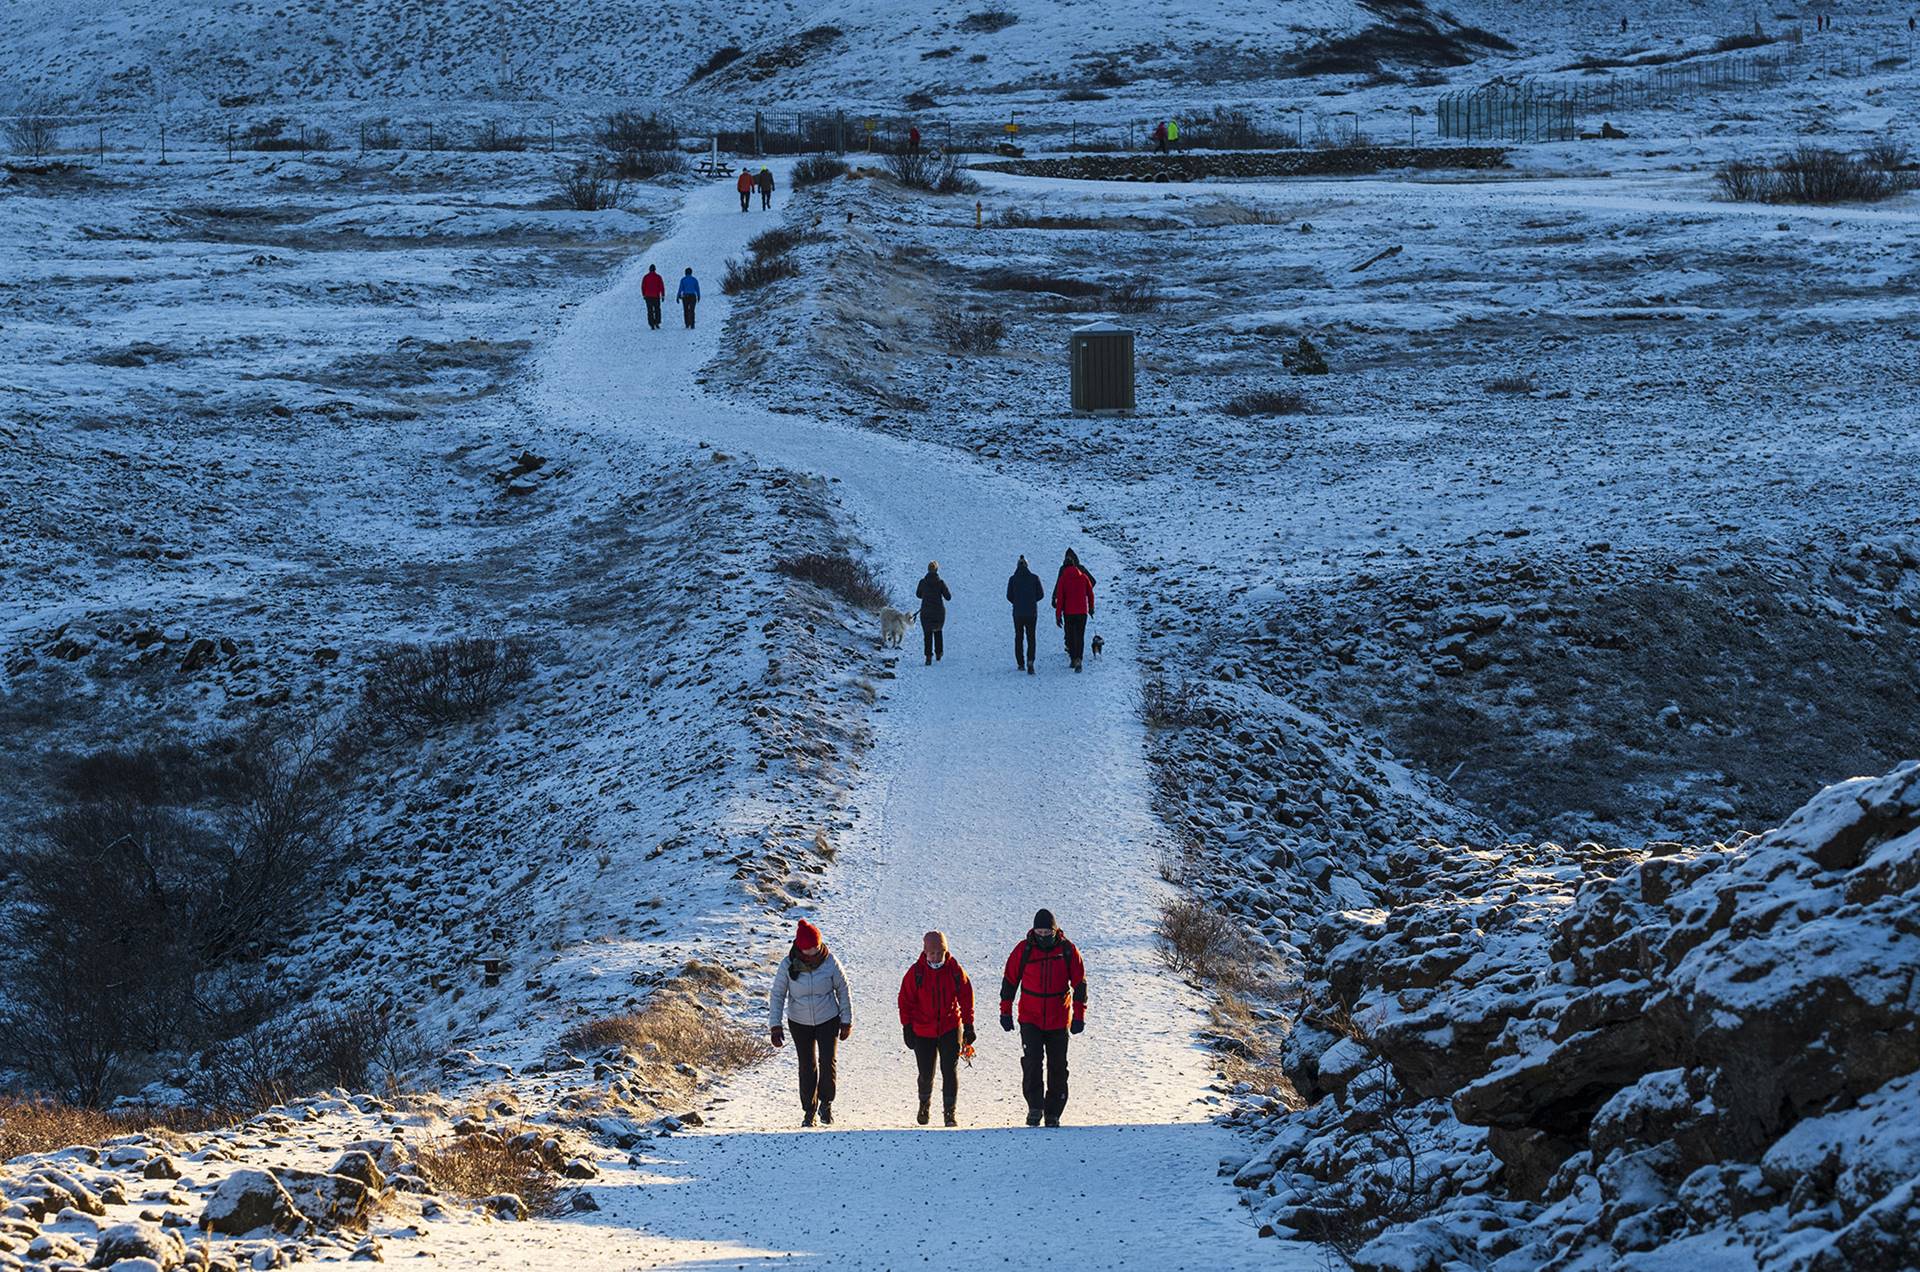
[794,920,822,951]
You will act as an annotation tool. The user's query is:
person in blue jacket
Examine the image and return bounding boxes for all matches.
[1006,555,1044,674]
[677,268,701,328]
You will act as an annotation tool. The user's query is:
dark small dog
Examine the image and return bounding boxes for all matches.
[1090,634,1104,659]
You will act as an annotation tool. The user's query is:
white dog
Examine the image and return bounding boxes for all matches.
[880,606,918,648]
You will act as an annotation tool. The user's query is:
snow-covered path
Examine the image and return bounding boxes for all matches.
[473,168,1306,1268]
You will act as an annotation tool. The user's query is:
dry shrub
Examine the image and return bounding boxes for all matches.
[415,1129,557,1216]
[1210,995,1302,1106]
[977,271,1105,297]
[558,160,624,211]
[792,154,848,187]
[1142,676,1201,727]
[884,150,978,194]
[1223,388,1309,417]
[1482,374,1537,394]
[560,995,769,1075]
[933,311,1006,353]
[722,253,800,293]
[747,225,823,258]
[0,1098,224,1162]
[1157,895,1256,990]
[1716,146,1906,203]
[362,637,533,733]
[774,552,888,610]
[1106,278,1162,312]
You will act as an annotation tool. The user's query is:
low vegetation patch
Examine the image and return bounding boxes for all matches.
[362,636,534,733]
[774,552,889,609]
[722,253,801,293]
[560,993,767,1075]
[933,311,1007,353]
[689,45,744,82]
[1107,278,1162,312]
[1715,146,1911,204]
[1157,897,1258,992]
[1223,387,1310,416]
[1285,336,1330,375]
[976,271,1106,298]
[884,150,978,194]
[1142,676,1202,727]
[415,1128,559,1216]
[792,154,849,187]
[0,1098,222,1161]
[558,159,625,211]
[958,6,1018,33]
[1482,374,1537,395]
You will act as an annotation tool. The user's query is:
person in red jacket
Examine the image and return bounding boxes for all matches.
[999,909,1086,1126]
[1052,549,1096,672]
[640,264,666,330]
[736,167,755,213]
[898,931,976,1127]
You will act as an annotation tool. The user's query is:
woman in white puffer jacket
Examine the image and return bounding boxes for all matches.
[769,919,854,1127]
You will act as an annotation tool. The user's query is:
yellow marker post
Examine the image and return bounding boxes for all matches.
[976,200,983,229]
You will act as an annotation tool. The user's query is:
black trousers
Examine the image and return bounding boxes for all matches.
[1020,1022,1070,1116]
[740,190,752,211]
[923,620,944,661]
[681,297,697,328]
[1013,615,1036,667]
[912,1028,960,1111]
[644,296,662,329]
[790,1017,840,1110]
[759,188,772,209]
[1063,613,1088,664]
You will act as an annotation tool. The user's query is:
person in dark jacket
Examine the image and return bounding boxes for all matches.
[999,909,1087,1126]
[915,561,951,666]
[755,166,775,210]
[768,919,854,1127]
[1052,549,1096,671]
[641,264,666,330]
[898,931,976,1127]
[1006,556,1044,674]
[677,268,701,328]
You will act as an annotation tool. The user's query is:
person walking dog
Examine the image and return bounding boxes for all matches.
[1006,555,1044,674]
[677,268,701,329]
[916,561,952,666]
[898,931,976,1127]
[768,920,853,1127]
[1052,549,1095,671]
[641,264,666,330]
[999,909,1087,1126]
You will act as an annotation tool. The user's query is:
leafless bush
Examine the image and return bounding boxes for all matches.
[1142,676,1201,727]
[362,637,534,732]
[884,149,978,194]
[722,252,801,293]
[1862,136,1910,172]
[1716,146,1905,204]
[416,1128,558,1216]
[1223,388,1310,416]
[1482,374,1538,394]
[774,552,889,609]
[933,310,1006,353]
[184,1002,427,1111]
[793,154,848,186]
[747,225,823,257]
[558,159,625,211]
[1286,335,1330,376]
[359,120,401,151]
[1106,278,1162,312]
[6,106,57,159]
[610,147,685,178]
[596,110,671,152]
[473,120,528,152]
[560,994,768,1074]
[1156,896,1256,990]
[959,6,1019,33]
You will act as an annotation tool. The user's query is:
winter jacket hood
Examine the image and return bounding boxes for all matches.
[1007,564,1044,618]
[898,953,975,1038]
[1001,931,1087,1031]
[770,946,852,1029]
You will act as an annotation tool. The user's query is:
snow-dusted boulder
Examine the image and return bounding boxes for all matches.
[201,1169,300,1236]
[88,1220,186,1268]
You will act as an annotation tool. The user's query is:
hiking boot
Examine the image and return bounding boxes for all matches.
[818,1103,833,1125]
[916,1098,930,1126]
[1016,659,1025,671]
[802,1107,816,1128]
[1072,660,1082,672]
[925,655,932,666]
[1027,664,1035,675]
[943,1108,957,1128]
[1026,1108,1043,1127]
[1044,1114,1061,1128]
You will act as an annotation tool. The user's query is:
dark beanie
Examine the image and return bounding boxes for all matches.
[1033,909,1055,930]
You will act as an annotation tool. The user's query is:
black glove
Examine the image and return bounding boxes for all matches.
[902,1024,916,1050]
[999,1014,1014,1033]
[770,1026,784,1047]
[1071,1019,1085,1035]
[963,1024,977,1046]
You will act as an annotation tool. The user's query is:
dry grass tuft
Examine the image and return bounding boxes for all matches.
[1157,896,1258,991]
[560,994,769,1075]
[415,1127,558,1216]
[0,1098,224,1162]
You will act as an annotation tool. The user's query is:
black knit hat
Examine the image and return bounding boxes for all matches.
[1033,908,1055,930]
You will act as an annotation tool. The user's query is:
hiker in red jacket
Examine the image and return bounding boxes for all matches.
[999,909,1086,1126]
[1052,549,1096,672]
[898,931,976,1127]
[736,167,755,212]
[640,264,666,330]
